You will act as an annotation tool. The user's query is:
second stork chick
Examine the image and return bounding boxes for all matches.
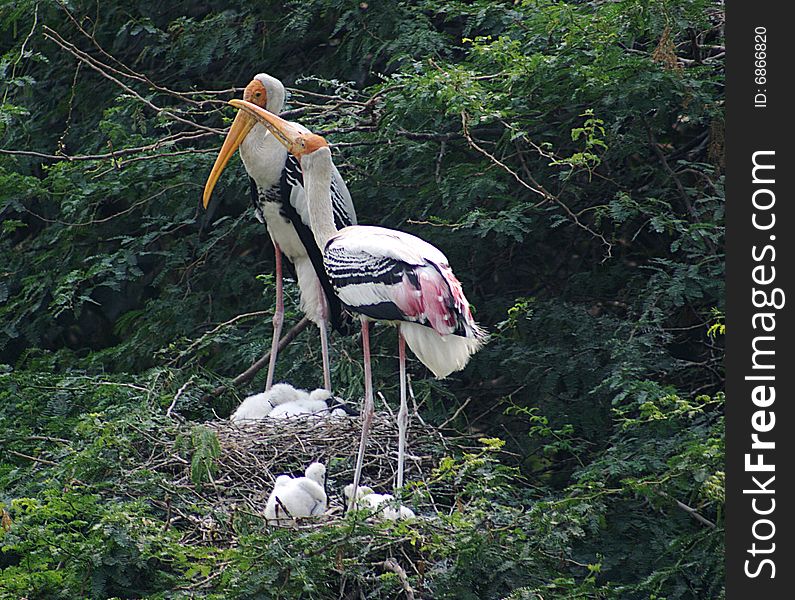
[343,484,416,521]
[268,388,356,419]
[229,382,305,423]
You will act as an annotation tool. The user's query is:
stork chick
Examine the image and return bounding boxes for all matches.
[343,484,416,520]
[229,382,305,423]
[264,462,327,526]
[268,388,357,419]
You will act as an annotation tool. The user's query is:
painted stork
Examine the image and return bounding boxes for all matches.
[203,74,356,391]
[227,99,487,507]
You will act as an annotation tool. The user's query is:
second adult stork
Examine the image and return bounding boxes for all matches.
[203,74,356,391]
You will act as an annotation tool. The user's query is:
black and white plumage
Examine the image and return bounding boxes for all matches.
[323,226,485,377]
[227,99,487,510]
[203,73,356,392]
[264,462,327,526]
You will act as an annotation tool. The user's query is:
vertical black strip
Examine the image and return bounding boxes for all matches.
[248,176,259,211]
[726,2,791,596]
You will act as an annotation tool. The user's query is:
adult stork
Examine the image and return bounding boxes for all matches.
[203,74,356,391]
[228,98,487,505]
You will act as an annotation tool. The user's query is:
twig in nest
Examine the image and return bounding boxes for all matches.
[378,391,395,418]
[439,396,472,430]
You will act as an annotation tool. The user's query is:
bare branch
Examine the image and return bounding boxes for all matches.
[42,27,223,135]
[203,316,312,401]
[56,2,232,106]
[461,111,613,257]
[166,376,196,418]
[380,559,417,600]
[2,2,39,104]
[7,450,59,466]
[1,131,215,164]
[660,491,717,529]
[439,396,473,430]
[644,121,696,218]
[173,311,271,365]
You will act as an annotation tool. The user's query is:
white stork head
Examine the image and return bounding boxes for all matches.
[202,74,287,208]
[249,73,286,115]
[227,98,328,162]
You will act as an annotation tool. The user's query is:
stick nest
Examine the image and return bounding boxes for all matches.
[131,412,477,546]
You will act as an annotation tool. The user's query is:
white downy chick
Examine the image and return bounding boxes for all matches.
[230,383,306,423]
[264,462,327,526]
[343,484,416,520]
[268,388,355,420]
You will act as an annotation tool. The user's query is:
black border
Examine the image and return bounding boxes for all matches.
[726,2,791,596]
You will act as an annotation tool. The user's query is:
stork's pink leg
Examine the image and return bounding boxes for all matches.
[318,283,332,391]
[349,318,374,513]
[319,318,332,391]
[396,328,408,490]
[265,242,284,391]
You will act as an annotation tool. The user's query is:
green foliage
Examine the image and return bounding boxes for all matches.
[1,0,724,597]
[189,425,221,487]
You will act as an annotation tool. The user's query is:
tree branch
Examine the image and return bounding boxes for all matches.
[380,559,417,600]
[7,450,58,466]
[202,316,312,401]
[660,491,717,529]
[42,27,223,135]
[460,111,613,257]
[644,121,696,218]
[0,132,215,164]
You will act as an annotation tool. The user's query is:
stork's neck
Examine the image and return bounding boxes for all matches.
[239,124,287,189]
[301,147,337,249]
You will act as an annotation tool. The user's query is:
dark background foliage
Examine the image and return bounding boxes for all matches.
[1,1,725,598]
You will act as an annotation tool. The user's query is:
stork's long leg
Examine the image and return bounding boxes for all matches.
[349,318,374,513]
[318,282,332,391]
[265,242,284,391]
[396,328,408,490]
[318,318,332,391]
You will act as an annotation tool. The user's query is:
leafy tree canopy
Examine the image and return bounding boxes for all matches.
[1,1,725,598]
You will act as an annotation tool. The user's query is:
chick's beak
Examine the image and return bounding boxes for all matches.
[202,111,256,209]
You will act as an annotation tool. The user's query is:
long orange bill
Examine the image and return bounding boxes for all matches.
[228,99,306,153]
[202,111,256,209]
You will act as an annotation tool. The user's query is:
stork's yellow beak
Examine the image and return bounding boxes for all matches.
[228,99,308,156]
[202,111,256,209]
